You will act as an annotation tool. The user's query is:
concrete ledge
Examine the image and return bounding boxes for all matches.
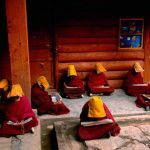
[54,114,150,150]
[0,137,12,150]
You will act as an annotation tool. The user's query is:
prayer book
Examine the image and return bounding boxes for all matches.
[81,119,113,127]
[132,84,148,86]
[141,94,150,102]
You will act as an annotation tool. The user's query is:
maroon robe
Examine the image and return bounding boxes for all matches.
[77,102,120,140]
[0,96,38,137]
[31,84,70,115]
[123,69,150,96]
[87,71,114,95]
[64,75,85,99]
[135,95,150,109]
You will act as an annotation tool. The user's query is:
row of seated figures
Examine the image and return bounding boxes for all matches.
[60,62,150,111]
[60,63,114,99]
[0,61,149,141]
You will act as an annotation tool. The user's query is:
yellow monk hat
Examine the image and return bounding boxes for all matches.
[134,62,144,72]
[68,65,77,77]
[88,96,106,118]
[0,79,9,91]
[37,76,50,91]
[95,63,106,74]
[7,84,24,98]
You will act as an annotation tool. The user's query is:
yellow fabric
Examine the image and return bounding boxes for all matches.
[37,76,50,91]
[7,84,24,98]
[0,79,9,91]
[134,62,144,72]
[68,65,77,76]
[95,63,106,74]
[88,96,106,118]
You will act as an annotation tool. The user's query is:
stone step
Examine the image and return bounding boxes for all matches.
[0,118,41,150]
[54,114,150,150]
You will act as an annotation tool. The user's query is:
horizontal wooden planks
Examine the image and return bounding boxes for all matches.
[58,71,127,81]
[58,51,144,62]
[57,37,117,44]
[57,44,117,52]
[58,61,144,72]
[56,26,118,38]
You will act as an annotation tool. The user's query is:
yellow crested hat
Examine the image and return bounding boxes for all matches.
[95,63,106,74]
[134,62,144,72]
[88,96,106,118]
[68,64,77,77]
[37,76,50,91]
[7,84,24,98]
[0,79,9,91]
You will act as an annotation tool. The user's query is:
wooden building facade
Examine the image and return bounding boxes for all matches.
[0,0,150,100]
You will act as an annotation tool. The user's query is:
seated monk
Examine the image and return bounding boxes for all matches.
[0,84,38,137]
[123,62,150,96]
[135,94,150,111]
[31,76,70,115]
[0,79,11,123]
[63,65,85,99]
[77,96,120,140]
[87,63,114,96]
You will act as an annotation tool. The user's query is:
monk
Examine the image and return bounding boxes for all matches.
[135,94,150,111]
[0,84,38,137]
[31,76,70,115]
[87,63,114,96]
[77,96,120,140]
[123,62,150,96]
[63,65,85,99]
[0,79,11,123]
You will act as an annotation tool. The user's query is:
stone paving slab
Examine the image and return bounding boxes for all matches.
[39,89,146,120]
[54,115,150,150]
[0,137,12,150]
[40,89,150,150]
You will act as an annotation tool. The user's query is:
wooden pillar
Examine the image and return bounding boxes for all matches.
[144,17,150,83]
[5,0,31,100]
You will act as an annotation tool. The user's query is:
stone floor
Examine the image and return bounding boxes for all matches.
[0,89,149,150]
[40,89,146,120]
[54,114,150,150]
[40,89,150,150]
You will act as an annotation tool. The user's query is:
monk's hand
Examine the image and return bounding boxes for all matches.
[57,100,62,104]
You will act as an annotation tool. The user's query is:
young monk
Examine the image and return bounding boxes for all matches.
[31,76,70,115]
[123,62,150,96]
[0,79,11,123]
[0,84,38,137]
[87,63,114,96]
[63,64,85,99]
[135,94,150,111]
[77,96,120,140]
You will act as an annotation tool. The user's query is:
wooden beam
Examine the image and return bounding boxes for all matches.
[6,0,31,100]
[144,18,150,83]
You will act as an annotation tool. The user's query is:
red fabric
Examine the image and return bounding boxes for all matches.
[123,70,150,96]
[77,102,120,140]
[65,76,84,90]
[0,96,38,137]
[64,87,84,99]
[31,84,70,115]
[64,75,84,98]
[87,71,114,94]
[135,95,150,108]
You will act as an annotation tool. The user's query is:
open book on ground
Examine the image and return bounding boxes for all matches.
[141,94,150,101]
[132,84,148,86]
[81,119,113,127]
